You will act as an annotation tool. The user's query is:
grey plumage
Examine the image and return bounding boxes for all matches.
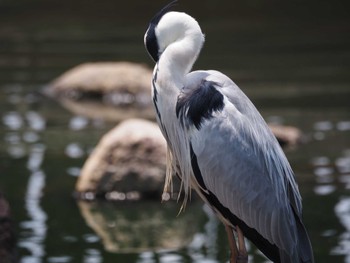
[144,6,314,263]
[184,70,313,262]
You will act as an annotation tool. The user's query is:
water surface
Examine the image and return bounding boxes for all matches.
[1,0,350,262]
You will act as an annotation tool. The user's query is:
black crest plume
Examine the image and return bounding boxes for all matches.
[150,0,178,25]
[145,0,178,62]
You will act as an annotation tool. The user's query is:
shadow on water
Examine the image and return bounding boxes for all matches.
[0,0,350,262]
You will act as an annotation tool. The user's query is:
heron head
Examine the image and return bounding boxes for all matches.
[144,1,177,62]
[144,1,204,63]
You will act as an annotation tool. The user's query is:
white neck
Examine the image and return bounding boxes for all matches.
[156,12,205,90]
[158,35,203,84]
[151,12,205,205]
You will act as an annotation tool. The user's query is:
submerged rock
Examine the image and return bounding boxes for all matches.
[44,62,154,121]
[268,124,303,148]
[75,119,167,200]
[46,62,152,102]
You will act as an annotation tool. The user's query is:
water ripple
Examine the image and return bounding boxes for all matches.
[69,116,89,131]
[332,197,350,261]
[313,185,336,196]
[337,121,350,131]
[83,249,102,263]
[311,156,330,166]
[2,111,23,130]
[27,144,46,172]
[65,143,85,158]
[47,256,72,263]
[313,121,333,131]
[19,170,47,263]
[26,111,46,131]
[336,153,350,174]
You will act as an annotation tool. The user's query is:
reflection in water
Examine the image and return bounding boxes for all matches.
[78,200,265,263]
[58,99,155,123]
[312,158,336,196]
[336,150,350,175]
[312,156,336,196]
[25,111,46,132]
[187,204,219,262]
[337,122,350,132]
[333,197,350,262]
[47,256,72,263]
[65,143,85,159]
[69,116,89,131]
[20,170,47,263]
[17,141,47,262]
[83,249,102,263]
[333,150,350,262]
[77,201,203,253]
[2,111,24,130]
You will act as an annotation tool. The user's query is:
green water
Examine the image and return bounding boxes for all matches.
[1,0,350,262]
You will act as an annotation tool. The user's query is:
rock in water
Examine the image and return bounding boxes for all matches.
[268,124,303,148]
[75,119,167,200]
[44,62,155,121]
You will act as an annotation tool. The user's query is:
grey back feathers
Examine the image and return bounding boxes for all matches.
[182,70,313,263]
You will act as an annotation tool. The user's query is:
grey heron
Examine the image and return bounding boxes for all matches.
[144,2,314,263]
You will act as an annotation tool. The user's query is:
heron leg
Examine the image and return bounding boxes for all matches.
[236,226,248,263]
[225,224,238,263]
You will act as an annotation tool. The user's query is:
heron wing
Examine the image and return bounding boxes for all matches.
[179,70,305,260]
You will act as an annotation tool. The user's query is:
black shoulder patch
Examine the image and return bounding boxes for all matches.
[176,80,224,129]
